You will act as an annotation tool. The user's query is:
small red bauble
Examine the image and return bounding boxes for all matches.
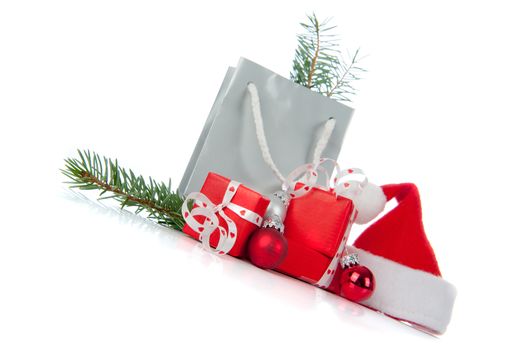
[247,227,288,270]
[339,265,375,302]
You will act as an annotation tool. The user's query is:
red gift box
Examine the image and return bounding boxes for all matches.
[276,186,355,285]
[182,172,270,257]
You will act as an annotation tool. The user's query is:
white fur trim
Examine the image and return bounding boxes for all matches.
[348,246,457,334]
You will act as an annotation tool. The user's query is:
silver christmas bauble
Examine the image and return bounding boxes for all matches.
[262,190,291,233]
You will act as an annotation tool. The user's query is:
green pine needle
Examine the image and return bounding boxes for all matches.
[290,13,365,103]
[62,150,186,231]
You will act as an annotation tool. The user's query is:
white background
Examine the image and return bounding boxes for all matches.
[1,0,524,348]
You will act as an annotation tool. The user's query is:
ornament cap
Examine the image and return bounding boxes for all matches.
[340,253,360,269]
[273,190,291,207]
[262,215,285,233]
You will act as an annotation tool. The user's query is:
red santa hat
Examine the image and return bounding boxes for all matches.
[348,183,457,334]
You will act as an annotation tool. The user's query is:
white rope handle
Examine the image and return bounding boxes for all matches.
[247,82,287,184]
[312,117,335,165]
[246,82,336,185]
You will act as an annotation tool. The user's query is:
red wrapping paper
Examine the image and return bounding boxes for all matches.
[276,186,354,283]
[182,172,270,257]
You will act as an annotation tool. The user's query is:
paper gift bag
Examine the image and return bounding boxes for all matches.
[179,57,354,195]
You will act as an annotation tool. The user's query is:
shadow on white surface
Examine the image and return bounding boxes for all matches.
[59,188,434,339]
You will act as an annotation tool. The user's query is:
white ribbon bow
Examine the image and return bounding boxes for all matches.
[182,180,263,255]
[284,158,368,199]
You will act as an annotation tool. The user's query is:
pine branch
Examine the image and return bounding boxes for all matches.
[306,14,322,89]
[62,150,186,231]
[326,48,366,101]
[290,13,365,103]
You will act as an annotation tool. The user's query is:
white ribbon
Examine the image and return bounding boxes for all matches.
[284,158,368,288]
[182,180,263,255]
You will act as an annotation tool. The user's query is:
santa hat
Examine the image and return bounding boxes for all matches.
[348,183,457,334]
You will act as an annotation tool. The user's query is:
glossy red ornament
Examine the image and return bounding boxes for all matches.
[339,265,375,302]
[247,227,288,270]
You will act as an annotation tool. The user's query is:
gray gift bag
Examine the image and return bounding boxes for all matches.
[179,57,354,195]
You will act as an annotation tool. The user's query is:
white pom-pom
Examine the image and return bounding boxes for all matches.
[351,182,387,224]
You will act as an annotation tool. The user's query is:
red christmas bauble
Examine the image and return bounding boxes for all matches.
[247,228,288,270]
[339,265,375,302]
